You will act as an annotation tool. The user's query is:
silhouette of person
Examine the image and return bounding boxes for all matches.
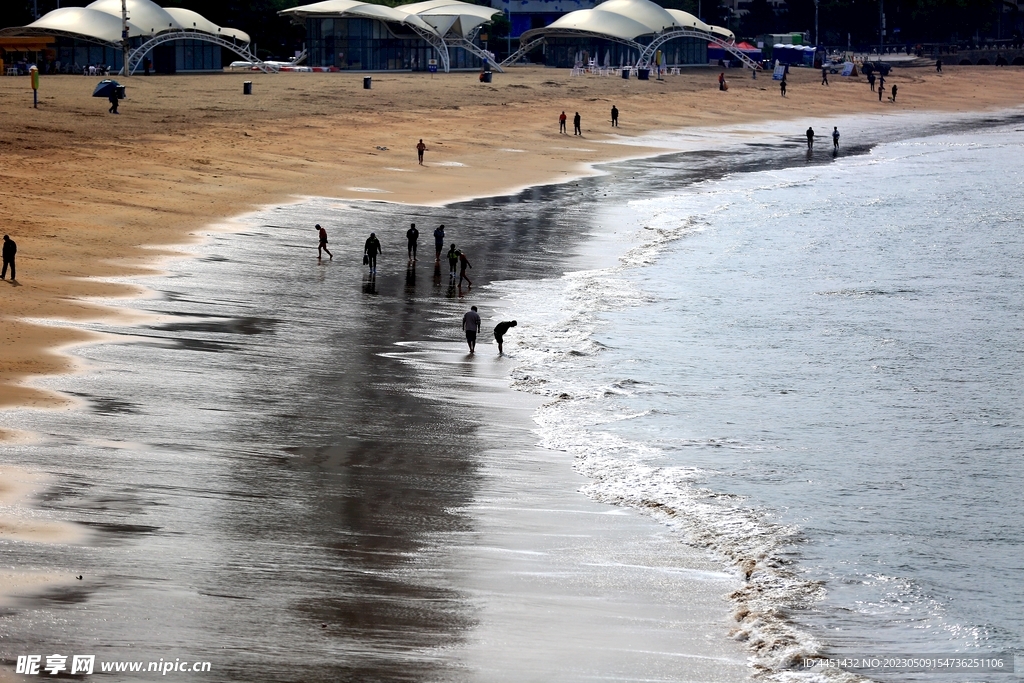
[458,250,472,287]
[433,224,445,262]
[1,235,16,281]
[364,232,382,274]
[462,305,481,354]
[316,224,332,260]
[493,320,517,354]
[406,223,419,261]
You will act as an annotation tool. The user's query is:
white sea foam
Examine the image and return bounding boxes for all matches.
[489,196,853,682]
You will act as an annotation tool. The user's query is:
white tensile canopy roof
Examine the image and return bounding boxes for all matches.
[281,0,501,40]
[521,0,733,44]
[0,0,250,45]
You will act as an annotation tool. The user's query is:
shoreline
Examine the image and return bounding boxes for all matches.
[2,104,1024,679]
[3,66,1024,415]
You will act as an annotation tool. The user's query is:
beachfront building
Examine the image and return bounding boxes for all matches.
[488,0,600,44]
[0,0,253,74]
[280,0,502,73]
[505,0,748,68]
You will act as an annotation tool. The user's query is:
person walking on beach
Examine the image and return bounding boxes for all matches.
[447,244,460,277]
[316,223,332,260]
[417,139,427,165]
[832,126,840,150]
[718,71,726,90]
[877,75,885,101]
[1,235,16,281]
[780,77,787,97]
[611,105,618,127]
[108,88,119,114]
[573,112,581,136]
[891,83,898,103]
[364,232,382,275]
[936,58,942,73]
[406,223,419,261]
[462,305,481,354]
[458,249,472,288]
[821,66,829,86]
[806,126,814,151]
[868,73,876,91]
[559,111,567,134]
[493,320,517,355]
[433,224,445,262]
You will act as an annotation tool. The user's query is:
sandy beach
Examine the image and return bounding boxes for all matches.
[1,65,1023,415]
[2,61,1024,681]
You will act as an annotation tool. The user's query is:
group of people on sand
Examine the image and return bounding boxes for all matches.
[315,222,515,355]
[805,126,843,152]
[559,105,619,135]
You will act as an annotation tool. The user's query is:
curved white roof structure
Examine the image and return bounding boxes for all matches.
[0,0,249,46]
[281,0,500,40]
[511,0,752,69]
[520,0,732,45]
[281,0,501,72]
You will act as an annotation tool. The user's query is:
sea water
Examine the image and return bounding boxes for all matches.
[492,122,1024,682]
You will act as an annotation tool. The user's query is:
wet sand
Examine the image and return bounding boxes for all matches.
[0,164,765,680]
[2,65,1024,680]
[2,66,1024,412]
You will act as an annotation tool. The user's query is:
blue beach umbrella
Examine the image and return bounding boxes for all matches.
[92,79,121,97]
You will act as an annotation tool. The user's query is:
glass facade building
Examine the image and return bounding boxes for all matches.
[55,37,221,73]
[542,35,706,67]
[306,17,483,70]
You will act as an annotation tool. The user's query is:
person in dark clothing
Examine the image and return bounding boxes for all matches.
[433,224,445,262]
[1,235,16,281]
[458,250,472,287]
[108,90,119,114]
[462,305,481,354]
[878,75,885,101]
[611,105,618,127]
[406,223,419,261]
[868,73,876,91]
[573,112,581,136]
[891,83,898,102]
[316,223,332,260]
[936,59,942,73]
[780,78,787,97]
[832,126,840,150]
[416,139,427,165]
[364,232,382,274]
[559,111,567,134]
[493,320,517,355]
[806,126,814,150]
[446,244,460,277]
[821,66,829,85]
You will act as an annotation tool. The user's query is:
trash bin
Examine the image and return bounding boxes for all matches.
[621,68,630,79]
[637,68,650,80]
[482,71,492,83]
[243,81,252,95]
[363,76,372,89]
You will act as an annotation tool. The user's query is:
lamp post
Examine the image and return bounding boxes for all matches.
[121,0,129,77]
[814,0,819,46]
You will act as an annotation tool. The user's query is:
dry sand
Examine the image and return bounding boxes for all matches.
[0,64,1022,415]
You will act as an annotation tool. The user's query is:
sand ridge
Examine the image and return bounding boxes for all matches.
[0,65,1023,412]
